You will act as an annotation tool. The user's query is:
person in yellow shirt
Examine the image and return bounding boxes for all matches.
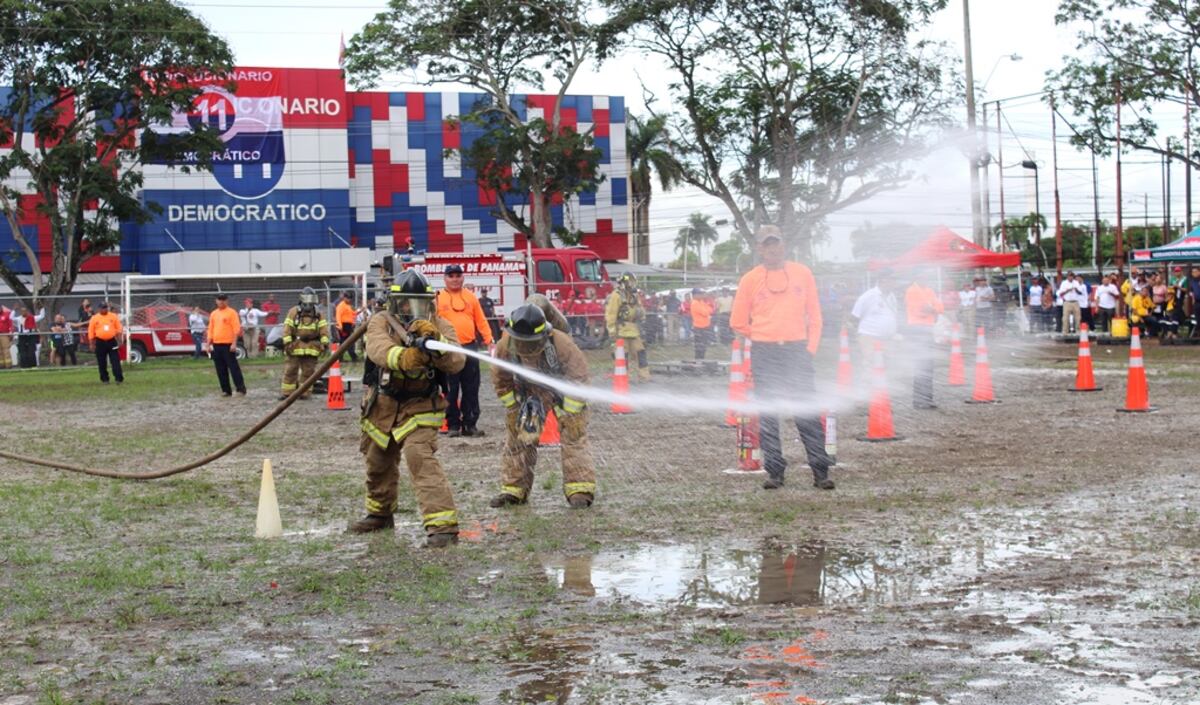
[86,301,124,384]
[730,225,832,491]
[335,292,360,362]
[904,272,944,409]
[205,293,246,397]
[435,264,494,437]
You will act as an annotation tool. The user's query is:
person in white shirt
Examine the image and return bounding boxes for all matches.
[1057,271,1086,335]
[1094,274,1120,334]
[188,306,207,358]
[1027,279,1044,332]
[850,270,900,366]
[239,298,269,358]
[958,282,976,332]
[973,277,995,331]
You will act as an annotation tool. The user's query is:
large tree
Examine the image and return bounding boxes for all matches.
[608,0,956,257]
[627,113,684,264]
[1050,0,1200,167]
[345,0,606,248]
[0,0,234,315]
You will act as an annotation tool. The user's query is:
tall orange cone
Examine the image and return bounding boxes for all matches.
[836,327,853,389]
[857,341,902,442]
[611,338,633,414]
[947,323,966,386]
[1069,323,1102,392]
[1118,326,1157,413]
[964,327,997,404]
[326,343,347,410]
[725,339,746,427]
[539,409,561,446]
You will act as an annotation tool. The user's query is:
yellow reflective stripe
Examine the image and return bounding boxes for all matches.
[365,497,396,515]
[501,485,527,500]
[282,335,294,343]
[564,482,595,496]
[320,336,330,344]
[284,318,296,326]
[391,412,445,442]
[292,349,319,356]
[386,345,404,369]
[280,382,297,391]
[360,418,390,448]
[499,391,516,408]
[561,397,586,414]
[423,510,458,528]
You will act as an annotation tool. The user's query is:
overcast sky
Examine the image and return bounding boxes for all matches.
[184,0,1191,265]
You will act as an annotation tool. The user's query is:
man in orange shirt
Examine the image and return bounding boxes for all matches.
[904,271,944,409]
[87,301,124,384]
[689,288,714,360]
[335,292,360,362]
[436,263,494,436]
[730,225,833,491]
[205,293,246,397]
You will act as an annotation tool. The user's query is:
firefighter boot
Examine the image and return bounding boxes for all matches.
[488,493,526,508]
[567,493,593,509]
[348,513,395,533]
[426,532,459,548]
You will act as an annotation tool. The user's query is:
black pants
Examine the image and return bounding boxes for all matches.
[750,342,830,483]
[909,326,935,407]
[694,326,712,360]
[94,338,123,382]
[211,343,245,394]
[340,323,358,361]
[445,342,480,430]
[55,344,77,366]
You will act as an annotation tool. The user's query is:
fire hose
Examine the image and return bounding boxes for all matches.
[0,323,369,481]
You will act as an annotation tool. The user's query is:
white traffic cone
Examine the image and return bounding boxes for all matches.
[255,458,283,539]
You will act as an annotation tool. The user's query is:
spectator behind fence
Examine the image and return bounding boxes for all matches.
[437,263,494,437]
[479,287,502,342]
[335,291,360,362]
[239,298,268,359]
[958,281,976,332]
[690,289,714,360]
[206,293,246,397]
[1159,286,1182,340]
[1057,272,1086,335]
[1027,277,1045,332]
[189,306,207,358]
[905,271,943,409]
[50,314,78,366]
[0,304,13,369]
[15,305,45,368]
[1095,275,1120,334]
[973,276,995,332]
[262,293,281,326]
[87,302,123,383]
[715,287,734,344]
[850,270,899,365]
[663,290,681,342]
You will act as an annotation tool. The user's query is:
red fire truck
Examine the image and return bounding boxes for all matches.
[390,247,613,316]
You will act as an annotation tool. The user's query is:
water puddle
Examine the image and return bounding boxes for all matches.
[543,523,1066,609]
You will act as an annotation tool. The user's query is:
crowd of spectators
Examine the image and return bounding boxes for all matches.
[1024,264,1198,340]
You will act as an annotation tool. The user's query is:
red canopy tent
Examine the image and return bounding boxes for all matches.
[869,226,1020,270]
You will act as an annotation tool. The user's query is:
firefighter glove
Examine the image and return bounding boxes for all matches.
[387,345,429,371]
[408,319,439,338]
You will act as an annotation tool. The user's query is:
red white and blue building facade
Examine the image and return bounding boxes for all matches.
[0,67,630,276]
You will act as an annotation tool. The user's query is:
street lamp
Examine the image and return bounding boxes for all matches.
[1021,159,1041,248]
[981,53,1022,94]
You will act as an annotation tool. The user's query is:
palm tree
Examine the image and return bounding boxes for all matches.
[627,114,684,264]
[674,212,720,265]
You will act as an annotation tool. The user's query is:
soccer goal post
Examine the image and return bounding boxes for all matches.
[119,271,369,362]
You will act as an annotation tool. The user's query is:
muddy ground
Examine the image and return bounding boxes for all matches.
[0,337,1198,705]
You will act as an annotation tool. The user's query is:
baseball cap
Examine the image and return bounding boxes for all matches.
[754,225,783,244]
[98,301,109,309]
[444,264,464,275]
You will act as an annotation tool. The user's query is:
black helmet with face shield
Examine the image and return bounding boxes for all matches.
[299,286,318,315]
[389,269,436,324]
[504,303,551,356]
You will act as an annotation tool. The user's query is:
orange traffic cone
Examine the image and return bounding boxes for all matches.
[858,341,902,442]
[947,323,966,386]
[1118,326,1157,413]
[611,338,633,414]
[725,339,746,427]
[326,343,347,410]
[540,408,561,447]
[836,327,853,390]
[1069,323,1102,392]
[964,327,997,404]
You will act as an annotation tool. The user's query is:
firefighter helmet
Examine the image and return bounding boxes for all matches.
[389,269,435,323]
[504,303,551,355]
[618,272,637,290]
[299,286,318,314]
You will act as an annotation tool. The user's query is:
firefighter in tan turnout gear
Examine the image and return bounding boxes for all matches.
[278,287,330,400]
[605,272,650,382]
[349,269,466,547]
[490,302,596,509]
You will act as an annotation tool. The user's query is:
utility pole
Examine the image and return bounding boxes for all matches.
[962,0,985,247]
[997,102,1007,251]
[1187,89,1193,231]
[1091,149,1102,274]
[1051,94,1063,281]
[1115,81,1125,274]
[1166,154,1172,246]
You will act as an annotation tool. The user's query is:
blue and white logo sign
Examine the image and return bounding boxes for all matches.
[187,86,286,200]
